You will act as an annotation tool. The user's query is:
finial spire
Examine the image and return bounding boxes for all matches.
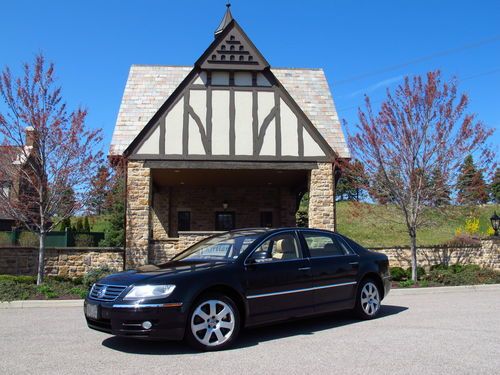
[214,2,234,37]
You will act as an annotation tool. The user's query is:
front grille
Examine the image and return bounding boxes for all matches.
[89,284,128,302]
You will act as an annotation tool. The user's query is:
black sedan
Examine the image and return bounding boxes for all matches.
[84,228,391,351]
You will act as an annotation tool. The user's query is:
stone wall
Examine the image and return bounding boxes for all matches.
[0,247,124,278]
[308,162,335,231]
[150,232,222,264]
[372,238,500,271]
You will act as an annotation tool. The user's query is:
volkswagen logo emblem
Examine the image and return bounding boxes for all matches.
[97,286,107,298]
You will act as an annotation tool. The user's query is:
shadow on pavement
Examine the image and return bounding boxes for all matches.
[101,304,408,355]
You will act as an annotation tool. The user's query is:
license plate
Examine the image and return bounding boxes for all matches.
[85,303,99,320]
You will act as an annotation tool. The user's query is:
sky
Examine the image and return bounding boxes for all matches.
[0,0,499,156]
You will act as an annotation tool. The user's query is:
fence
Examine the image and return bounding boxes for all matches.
[0,228,104,248]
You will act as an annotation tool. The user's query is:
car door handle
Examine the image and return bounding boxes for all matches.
[298,267,311,271]
[349,262,359,266]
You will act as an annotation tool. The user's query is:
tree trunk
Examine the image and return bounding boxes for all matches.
[410,232,418,282]
[37,231,46,285]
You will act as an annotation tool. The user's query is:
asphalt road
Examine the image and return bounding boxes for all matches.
[1,285,499,375]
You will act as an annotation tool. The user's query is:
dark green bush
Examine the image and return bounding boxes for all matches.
[398,280,415,288]
[0,275,36,284]
[0,281,35,301]
[390,267,407,281]
[36,284,58,299]
[423,265,500,286]
[405,266,426,280]
[82,265,116,289]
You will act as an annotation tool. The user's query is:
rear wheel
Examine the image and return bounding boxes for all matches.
[354,279,381,319]
[185,293,240,351]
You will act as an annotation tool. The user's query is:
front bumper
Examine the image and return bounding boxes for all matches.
[84,299,186,340]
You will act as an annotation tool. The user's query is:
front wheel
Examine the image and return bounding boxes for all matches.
[354,279,381,319]
[185,293,240,351]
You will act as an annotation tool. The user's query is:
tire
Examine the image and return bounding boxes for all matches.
[354,278,382,320]
[185,293,240,351]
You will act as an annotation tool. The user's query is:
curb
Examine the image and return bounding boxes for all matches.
[390,283,500,296]
[0,299,84,309]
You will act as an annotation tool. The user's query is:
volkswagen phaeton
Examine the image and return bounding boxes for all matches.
[84,228,391,350]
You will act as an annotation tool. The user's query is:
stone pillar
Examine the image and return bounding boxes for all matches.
[151,186,170,240]
[308,162,335,231]
[126,161,151,269]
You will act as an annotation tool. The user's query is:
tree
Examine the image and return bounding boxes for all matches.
[491,168,500,203]
[336,160,367,201]
[0,55,103,284]
[99,160,126,247]
[88,165,110,215]
[428,168,451,206]
[349,71,494,281]
[83,216,91,232]
[457,155,489,205]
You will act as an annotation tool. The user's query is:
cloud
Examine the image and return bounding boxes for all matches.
[346,75,403,98]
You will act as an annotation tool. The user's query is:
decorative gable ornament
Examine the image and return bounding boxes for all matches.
[124,6,336,162]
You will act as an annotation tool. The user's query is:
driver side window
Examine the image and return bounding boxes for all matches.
[250,233,301,262]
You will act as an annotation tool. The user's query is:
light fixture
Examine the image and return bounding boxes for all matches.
[222,201,229,210]
[490,211,500,236]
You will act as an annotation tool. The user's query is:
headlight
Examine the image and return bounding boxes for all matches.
[123,285,176,300]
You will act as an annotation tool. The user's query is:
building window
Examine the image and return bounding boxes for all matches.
[260,211,273,228]
[178,211,191,232]
[215,212,235,231]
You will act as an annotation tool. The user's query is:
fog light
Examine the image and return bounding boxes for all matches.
[142,321,152,330]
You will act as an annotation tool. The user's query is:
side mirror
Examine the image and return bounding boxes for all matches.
[247,251,272,264]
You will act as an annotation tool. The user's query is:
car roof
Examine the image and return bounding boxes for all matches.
[228,227,336,236]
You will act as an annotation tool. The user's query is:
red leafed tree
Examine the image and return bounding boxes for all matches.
[349,71,495,281]
[0,55,103,284]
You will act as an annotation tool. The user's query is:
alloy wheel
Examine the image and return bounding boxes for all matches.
[360,282,380,316]
[190,299,236,347]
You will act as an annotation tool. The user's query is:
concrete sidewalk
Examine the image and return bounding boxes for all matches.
[1,283,498,309]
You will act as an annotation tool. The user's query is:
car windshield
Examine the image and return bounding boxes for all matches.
[171,231,263,262]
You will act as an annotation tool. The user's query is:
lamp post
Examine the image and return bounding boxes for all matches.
[490,211,500,237]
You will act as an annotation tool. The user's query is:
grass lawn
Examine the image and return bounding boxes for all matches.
[336,201,499,248]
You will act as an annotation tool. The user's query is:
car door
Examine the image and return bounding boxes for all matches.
[244,231,313,325]
[299,231,359,313]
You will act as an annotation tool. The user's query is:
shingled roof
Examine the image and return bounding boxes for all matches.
[110,65,350,158]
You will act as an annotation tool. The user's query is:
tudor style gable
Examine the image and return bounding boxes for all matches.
[125,8,335,162]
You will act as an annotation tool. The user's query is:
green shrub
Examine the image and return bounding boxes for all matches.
[390,267,407,281]
[18,232,38,247]
[82,265,116,289]
[419,280,429,287]
[405,266,426,280]
[69,286,89,298]
[423,265,500,286]
[398,280,415,288]
[0,275,36,284]
[36,284,58,299]
[0,280,34,301]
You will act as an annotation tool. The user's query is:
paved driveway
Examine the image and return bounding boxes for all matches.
[1,285,499,375]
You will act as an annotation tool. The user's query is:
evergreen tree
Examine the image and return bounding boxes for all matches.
[457,155,489,205]
[429,169,451,206]
[336,160,367,201]
[75,217,84,232]
[490,168,500,203]
[83,217,91,232]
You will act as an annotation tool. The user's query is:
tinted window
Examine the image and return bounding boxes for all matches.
[250,233,301,262]
[178,211,191,231]
[303,233,350,257]
[172,231,261,261]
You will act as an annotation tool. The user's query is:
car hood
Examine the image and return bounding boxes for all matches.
[97,260,230,286]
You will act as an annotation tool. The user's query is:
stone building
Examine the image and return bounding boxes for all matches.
[109,6,350,268]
